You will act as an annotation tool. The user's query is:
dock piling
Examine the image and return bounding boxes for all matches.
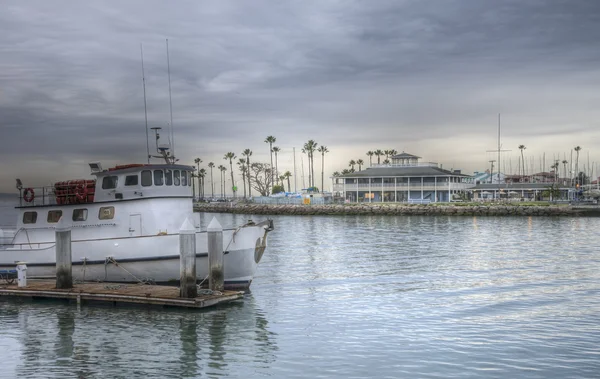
[207,217,224,291]
[179,217,197,298]
[55,217,73,289]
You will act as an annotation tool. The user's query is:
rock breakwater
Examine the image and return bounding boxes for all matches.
[194,203,581,217]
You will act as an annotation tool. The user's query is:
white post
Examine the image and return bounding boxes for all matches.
[55,217,73,289]
[207,217,224,292]
[179,217,197,298]
[16,262,27,287]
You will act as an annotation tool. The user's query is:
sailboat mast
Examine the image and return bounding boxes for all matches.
[140,43,150,164]
[166,39,175,162]
[497,113,501,182]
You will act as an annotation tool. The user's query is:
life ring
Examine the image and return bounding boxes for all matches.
[23,188,35,202]
[75,181,88,201]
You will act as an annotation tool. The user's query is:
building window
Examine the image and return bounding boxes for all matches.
[99,206,115,220]
[181,171,187,186]
[154,170,164,186]
[165,170,173,186]
[102,176,118,189]
[23,212,37,224]
[174,170,180,186]
[72,209,88,222]
[47,210,63,223]
[125,175,138,186]
[141,170,152,187]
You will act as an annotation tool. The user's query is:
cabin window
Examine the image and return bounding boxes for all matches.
[99,206,115,220]
[165,170,173,186]
[102,176,118,189]
[125,175,138,186]
[174,170,180,186]
[188,172,192,186]
[141,170,152,187]
[72,209,88,221]
[47,210,63,223]
[23,212,37,224]
[154,170,164,186]
[181,171,187,186]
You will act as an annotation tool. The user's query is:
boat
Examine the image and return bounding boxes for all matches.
[0,161,273,289]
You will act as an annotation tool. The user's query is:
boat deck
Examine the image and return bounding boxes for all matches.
[0,280,243,309]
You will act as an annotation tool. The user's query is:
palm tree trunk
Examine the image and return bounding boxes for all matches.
[321,152,325,192]
[311,152,315,188]
[210,169,214,199]
[247,159,252,197]
[229,161,235,198]
[269,143,274,191]
[287,176,291,192]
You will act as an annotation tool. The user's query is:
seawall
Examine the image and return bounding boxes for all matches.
[194,203,593,217]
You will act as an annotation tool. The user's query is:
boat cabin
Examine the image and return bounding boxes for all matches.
[12,163,195,242]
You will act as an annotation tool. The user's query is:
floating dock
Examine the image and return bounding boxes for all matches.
[0,280,243,309]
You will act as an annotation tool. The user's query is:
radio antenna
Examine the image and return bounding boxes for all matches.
[140,43,150,163]
[166,38,175,161]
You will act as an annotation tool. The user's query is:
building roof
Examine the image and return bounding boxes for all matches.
[472,183,570,190]
[339,166,468,178]
[391,152,421,159]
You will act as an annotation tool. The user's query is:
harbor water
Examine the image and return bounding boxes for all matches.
[1,195,600,378]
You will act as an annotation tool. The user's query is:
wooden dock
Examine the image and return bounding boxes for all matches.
[0,280,244,309]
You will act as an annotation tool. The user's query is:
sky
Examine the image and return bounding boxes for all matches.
[1,0,599,193]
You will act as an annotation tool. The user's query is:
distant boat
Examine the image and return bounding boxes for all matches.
[0,162,273,289]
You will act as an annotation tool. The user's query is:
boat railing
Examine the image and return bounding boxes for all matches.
[16,186,60,207]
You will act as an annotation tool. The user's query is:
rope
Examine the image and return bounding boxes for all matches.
[104,284,125,290]
[197,288,223,296]
[104,257,153,285]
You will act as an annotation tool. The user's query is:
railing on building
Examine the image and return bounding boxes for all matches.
[369,162,440,168]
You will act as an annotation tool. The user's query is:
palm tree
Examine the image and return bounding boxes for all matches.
[272,146,281,186]
[317,145,328,192]
[224,152,237,198]
[384,150,391,160]
[303,140,318,187]
[341,169,350,175]
[333,171,340,177]
[374,149,384,164]
[218,165,227,198]
[574,146,582,186]
[198,168,206,198]
[357,159,364,171]
[562,160,568,184]
[349,159,356,171]
[265,136,276,190]
[366,151,374,167]
[207,162,215,199]
[194,157,202,199]
[383,159,390,165]
[518,145,526,177]
[389,149,398,158]
[283,171,292,192]
[242,149,253,197]
[551,162,559,182]
[238,158,247,198]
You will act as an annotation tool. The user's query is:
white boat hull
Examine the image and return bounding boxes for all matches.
[0,222,271,289]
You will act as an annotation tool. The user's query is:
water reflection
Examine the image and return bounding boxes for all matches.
[4,292,277,378]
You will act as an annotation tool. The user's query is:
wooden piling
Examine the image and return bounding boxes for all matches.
[207,217,224,292]
[179,217,197,298]
[55,217,73,289]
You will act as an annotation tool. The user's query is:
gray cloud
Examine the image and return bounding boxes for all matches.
[1,0,600,192]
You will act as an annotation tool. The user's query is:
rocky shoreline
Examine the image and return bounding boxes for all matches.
[194,203,593,217]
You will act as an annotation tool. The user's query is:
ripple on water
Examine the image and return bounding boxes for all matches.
[1,214,600,378]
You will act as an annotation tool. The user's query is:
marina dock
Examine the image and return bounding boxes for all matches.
[0,279,243,309]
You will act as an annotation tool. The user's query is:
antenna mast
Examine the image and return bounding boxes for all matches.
[166,39,175,160]
[140,43,150,164]
[486,113,510,183]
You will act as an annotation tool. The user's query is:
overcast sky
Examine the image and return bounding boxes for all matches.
[1,0,599,193]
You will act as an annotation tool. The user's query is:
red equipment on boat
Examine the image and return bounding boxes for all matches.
[54,179,96,204]
[23,188,35,202]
